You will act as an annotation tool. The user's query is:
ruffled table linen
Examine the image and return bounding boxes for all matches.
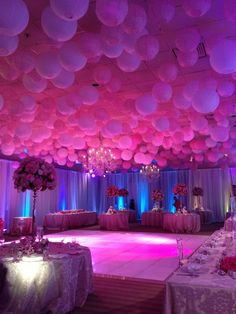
[0,242,93,314]
[163,213,201,233]
[44,211,97,231]
[11,217,32,236]
[99,213,129,230]
[118,210,137,223]
[165,230,236,314]
[141,211,164,227]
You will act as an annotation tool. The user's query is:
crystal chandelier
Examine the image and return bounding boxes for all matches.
[140,163,160,180]
[82,147,116,176]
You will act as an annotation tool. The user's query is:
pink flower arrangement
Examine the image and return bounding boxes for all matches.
[192,187,203,196]
[119,188,129,197]
[13,157,56,192]
[173,183,188,196]
[220,256,236,272]
[107,185,119,197]
[151,189,164,201]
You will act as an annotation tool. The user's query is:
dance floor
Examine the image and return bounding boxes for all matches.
[47,230,208,281]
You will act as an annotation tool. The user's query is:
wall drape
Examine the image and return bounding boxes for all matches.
[0,159,232,230]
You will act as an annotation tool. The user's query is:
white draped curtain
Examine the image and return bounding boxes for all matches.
[0,159,232,230]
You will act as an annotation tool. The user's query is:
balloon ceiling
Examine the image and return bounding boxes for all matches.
[1,0,236,173]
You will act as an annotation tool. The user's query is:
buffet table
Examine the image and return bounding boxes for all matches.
[99,213,129,230]
[165,230,235,314]
[141,211,164,227]
[44,211,97,231]
[11,217,32,236]
[163,213,200,233]
[194,209,213,224]
[0,241,93,314]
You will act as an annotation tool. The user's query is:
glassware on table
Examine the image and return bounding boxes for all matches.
[176,238,184,266]
[36,226,44,241]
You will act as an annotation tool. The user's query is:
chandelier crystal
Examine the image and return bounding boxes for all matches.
[82,147,116,176]
[140,163,160,180]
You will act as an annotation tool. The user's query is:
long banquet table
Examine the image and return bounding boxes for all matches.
[99,212,129,230]
[141,211,164,227]
[165,229,236,314]
[44,211,97,230]
[163,213,201,233]
[0,241,93,314]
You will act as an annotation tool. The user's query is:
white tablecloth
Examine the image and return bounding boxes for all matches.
[99,213,129,230]
[165,230,236,314]
[141,211,164,227]
[163,213,201,233]
[0,242,93,314]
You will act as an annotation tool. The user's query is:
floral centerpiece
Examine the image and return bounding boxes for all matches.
[107,185,119,197]
[118,188,129,197]
[13,157,57,235]
[192,187,203,196]
[151,189,164,210]
[107,206,117,214]
[192,187,203,209]
[220,256,236,276]
[173,183,188,196]
[18,236,49,257]
[151,189,164,201]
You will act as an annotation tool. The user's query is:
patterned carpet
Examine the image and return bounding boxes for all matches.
[70,275,165,314]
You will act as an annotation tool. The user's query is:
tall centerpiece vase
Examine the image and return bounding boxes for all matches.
[32,190,37,236]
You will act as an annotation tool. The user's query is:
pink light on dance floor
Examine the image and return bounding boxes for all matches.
[47,230,208,281]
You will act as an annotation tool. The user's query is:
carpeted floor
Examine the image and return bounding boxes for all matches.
[70,275,165,314]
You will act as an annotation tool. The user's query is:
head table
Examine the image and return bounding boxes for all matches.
[165,229,236,314]
[0,241,93,314]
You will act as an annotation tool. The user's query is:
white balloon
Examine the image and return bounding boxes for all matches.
[41,6,77,42]
[51,69,75,89]
[0,0,29,36]
[59,42,87,72]
[96,0,128,27]
[35,52,61,79]
[50,0,89,21]
[0,34,18,56]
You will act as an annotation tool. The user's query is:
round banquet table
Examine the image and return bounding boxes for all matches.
[99,213,129,230]
[194,209,213,224]
[11,217,32,236]
[163,213,201,233]
[118,210,137,223]
[0,242,93,314]
[141,211,164,227]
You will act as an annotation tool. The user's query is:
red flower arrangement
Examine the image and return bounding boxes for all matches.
[13,157,56,192]
[119,188,129,197]
[173,183,188,196]
[107,185,119,197]
[220,256,236,272]
[192,187,203,196]
[151,189,164,201]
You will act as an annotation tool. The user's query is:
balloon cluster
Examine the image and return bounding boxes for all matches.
[0,0,236,171]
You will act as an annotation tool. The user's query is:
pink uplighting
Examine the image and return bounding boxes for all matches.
[46,230,207,281]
